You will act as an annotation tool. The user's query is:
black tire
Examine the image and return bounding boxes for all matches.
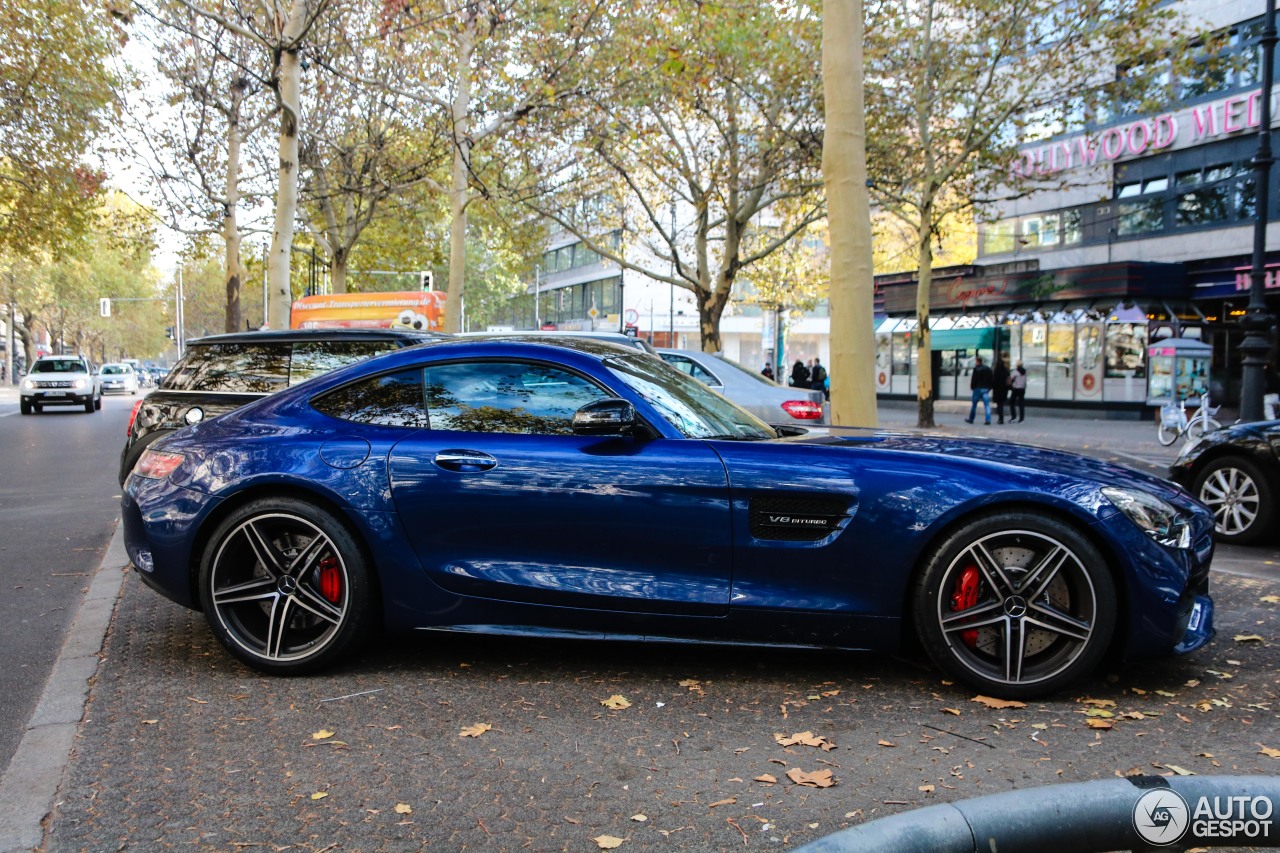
[198,497,376,675]
[1193,455,1276,545]
[84,397,94,413]
[94,395,102,411]
[20,398,31,415]
[912,512,1116,699]
[32,403,41,414]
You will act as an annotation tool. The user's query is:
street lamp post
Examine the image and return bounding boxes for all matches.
[1241,0,1279,421]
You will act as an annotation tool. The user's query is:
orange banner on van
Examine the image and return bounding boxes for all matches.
[289,291,446,331]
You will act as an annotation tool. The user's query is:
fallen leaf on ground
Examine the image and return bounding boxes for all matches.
[311,791,328,800]
[1163,765,1195,776]
[631,814,647,822]
[1234,634,1265,642]
[395,803,412,814]
[311,729,335,740]
[754,774,777,784]
[1260,746,1280,759]
[878,739,897,747]
[142,719,158,725]
[594,835,624,849]
[941,708,961,716]
[1084,709,1114,718]
[787,768,836,788]
[919,784,935,793]
[775,731,836,751]
[601,695,631,710]
[1260,595,1279,604]
[1079,698,1116,708]
[972,695,1026,709]
[709,798,737,808]
[1085,719,1113,730]
[459,723,492,738]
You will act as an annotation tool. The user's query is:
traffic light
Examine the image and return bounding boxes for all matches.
[419,271,434,291]
[99,298,111,317]
[166,326,175,340]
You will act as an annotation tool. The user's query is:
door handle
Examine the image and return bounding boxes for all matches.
[433,449,498,472]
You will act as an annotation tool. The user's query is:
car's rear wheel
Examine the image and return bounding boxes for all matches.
[912,512,1116,699]
[198,498,376,675]
[1193,455,1275,545]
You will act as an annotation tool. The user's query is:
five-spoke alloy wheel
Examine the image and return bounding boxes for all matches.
[198,498,375,674]
[913,513,1116,698]
[1193,456,1274,545]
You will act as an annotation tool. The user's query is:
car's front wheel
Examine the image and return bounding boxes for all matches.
[20,399,31,415]
[198,498,377,675]
[912,512,1116,699]
[1193,456,1275,545]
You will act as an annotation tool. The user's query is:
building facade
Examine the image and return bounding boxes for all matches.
[876,0,1280,414]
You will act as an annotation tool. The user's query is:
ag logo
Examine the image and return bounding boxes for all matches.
[1133,788,1190,845]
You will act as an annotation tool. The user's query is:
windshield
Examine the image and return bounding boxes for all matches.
[605,355,777,440]
[32,359,87,374]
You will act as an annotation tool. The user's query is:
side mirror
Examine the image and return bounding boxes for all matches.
[572,398,638,436]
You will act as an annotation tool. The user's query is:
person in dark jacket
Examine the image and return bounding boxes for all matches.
[1009,362,1028,422]
[790,359,810,388]
[965,355,994,424]
[809,358,828,399]
[992,355,1010,424]
[761,363,775,381]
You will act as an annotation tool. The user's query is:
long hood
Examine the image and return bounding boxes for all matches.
[786,428,1190,502]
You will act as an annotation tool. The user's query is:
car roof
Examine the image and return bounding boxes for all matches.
[444,334,643,357]
[462,330,656,353]
[187,328,446,346]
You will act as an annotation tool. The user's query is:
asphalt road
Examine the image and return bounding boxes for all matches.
[0,389,135,772]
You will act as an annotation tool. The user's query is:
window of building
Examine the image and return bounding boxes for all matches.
[1117,198,1164,235]
[1062,209,1082,245]
[983,220,1016,254]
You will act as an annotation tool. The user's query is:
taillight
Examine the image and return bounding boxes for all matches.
[780,400,824,420]
[133,449,184,479]
[126,400,143,437]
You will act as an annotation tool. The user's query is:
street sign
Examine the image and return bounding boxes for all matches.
[588,306,600,319]
[99,298,111,317]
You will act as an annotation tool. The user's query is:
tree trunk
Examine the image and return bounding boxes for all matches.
[696,287,728,353]
[223,116,242,333]
[265,0,309,330]
[914,208,936,428]
[442,8,477,335]
[822,0,877,428]
[331,247,348,293]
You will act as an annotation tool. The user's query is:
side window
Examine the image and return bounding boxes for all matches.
[312,369,428,427]
[660,354,720,386]
[165,343,291,393]
[424,361,607,434]
[290,340,402,386]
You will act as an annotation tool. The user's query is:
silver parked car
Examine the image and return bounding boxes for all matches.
[657,348,826,424]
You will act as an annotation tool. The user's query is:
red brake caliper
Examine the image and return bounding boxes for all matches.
[949,565,981,648]
[318,556,342,604]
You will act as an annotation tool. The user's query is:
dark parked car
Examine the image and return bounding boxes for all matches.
[1169,418,1280,544]
[118,328,441,483]
[122,336,1214,698]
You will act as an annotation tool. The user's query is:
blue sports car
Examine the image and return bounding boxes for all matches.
[122,336,1215,698]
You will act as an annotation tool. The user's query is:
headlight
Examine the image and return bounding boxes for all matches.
[72,378,86,389]
[1101,486,1192,549]
[21,378,34,390]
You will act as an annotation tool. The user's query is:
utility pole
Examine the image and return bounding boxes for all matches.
[1242,0,1279,421]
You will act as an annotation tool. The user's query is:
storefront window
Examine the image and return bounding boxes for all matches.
[1103,322,1147,402]
[1021,323,1047,399]
[1046,324,1075,399]
[891,331,914,394]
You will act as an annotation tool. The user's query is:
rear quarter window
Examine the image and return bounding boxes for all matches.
[164,343,291,393]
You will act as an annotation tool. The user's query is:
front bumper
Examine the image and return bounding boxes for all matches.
[22,389,94,406]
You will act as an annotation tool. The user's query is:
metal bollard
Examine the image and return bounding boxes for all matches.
[791,775,1280,852]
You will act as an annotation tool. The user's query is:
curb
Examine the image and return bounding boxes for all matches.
[0,522,127,853]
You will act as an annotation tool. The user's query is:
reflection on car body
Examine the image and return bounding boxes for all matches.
[123,336,1214,699]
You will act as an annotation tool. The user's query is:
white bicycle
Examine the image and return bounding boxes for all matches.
[1156,393,1221,446]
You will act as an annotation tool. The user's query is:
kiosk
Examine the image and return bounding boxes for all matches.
[1146,337,1212,406]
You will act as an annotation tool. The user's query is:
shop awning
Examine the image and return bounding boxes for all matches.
[929,327,1001,350]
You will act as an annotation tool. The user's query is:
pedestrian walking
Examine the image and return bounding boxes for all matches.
[992,355,1010,424]
[761,363,775,381]
[965,355,994,424]
[809,358,828,399]
[1009,362,1028,422]
[790,359,810,388]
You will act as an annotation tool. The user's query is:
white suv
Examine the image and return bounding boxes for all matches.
[20,355,102,414]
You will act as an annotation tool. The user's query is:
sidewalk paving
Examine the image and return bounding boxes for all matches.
[0,399,1272,852]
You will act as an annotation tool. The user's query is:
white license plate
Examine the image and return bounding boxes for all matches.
[43,391,67,397]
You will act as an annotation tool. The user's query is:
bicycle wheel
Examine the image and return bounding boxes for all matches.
[1157,423,1180,446]
[1187,417,1221,441]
